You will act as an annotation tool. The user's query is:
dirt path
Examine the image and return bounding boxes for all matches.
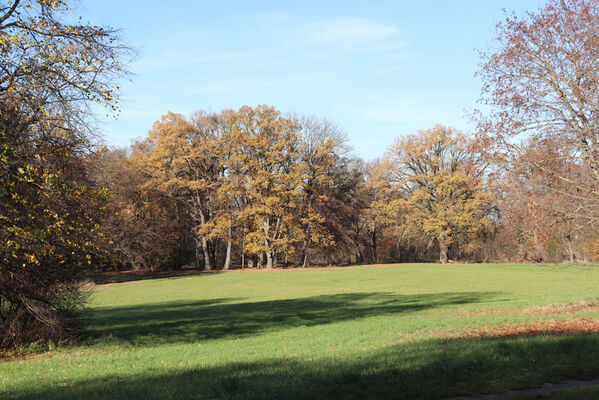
[450,378,599,399]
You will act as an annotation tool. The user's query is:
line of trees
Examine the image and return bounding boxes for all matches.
[94,111,500,271]
[2,0,599,348]
[92,109,599,271]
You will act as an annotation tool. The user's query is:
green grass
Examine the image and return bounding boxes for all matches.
[2,263,599,399]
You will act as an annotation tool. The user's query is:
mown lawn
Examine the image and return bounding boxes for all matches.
[2,263,599,399]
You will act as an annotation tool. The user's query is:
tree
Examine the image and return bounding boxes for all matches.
[358,160,399,264]
[387,125,494,263]
[225,105,305,269]
[140,112,224,271]
[190,110,236,271]
[0,0,127,347]
[494,137,597,262]
[296,115,344,267]
[89,147,185,271]
[478,0,599,206]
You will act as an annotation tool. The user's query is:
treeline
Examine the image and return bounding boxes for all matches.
[92,109,491,270]
[90,107,599,271]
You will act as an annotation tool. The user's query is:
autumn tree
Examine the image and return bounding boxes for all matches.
[0,0,127,347]
[89,147,185,271]
[478,0,599,213]
[357,160,400,263]
[139,112,225,271]
[225,106,306,269]
[494,137,598,262]
[295,115,347,267]
[387,126,494,264]
[190,110,236,270]
[123,107,347,271]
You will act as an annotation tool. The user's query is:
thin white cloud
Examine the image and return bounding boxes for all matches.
[292,18,399,48]
[131,14,405,77]
[186,73,333,95]
[132,50,258,75]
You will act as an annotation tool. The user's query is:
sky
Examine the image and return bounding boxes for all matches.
[75,0,547,160]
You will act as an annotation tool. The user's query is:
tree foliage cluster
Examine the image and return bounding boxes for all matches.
[95,108,363,271]
[95,116,498,272]
[0,0,126,348]
[477,0,599,263]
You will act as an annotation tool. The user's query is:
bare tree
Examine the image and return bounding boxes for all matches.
[478,0,599,191]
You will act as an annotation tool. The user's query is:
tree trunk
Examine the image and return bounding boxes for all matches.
[371,229,378,264]
[264,237,274,269]
[201,236,211,271]
[439,242,449,264]
[194,237,202,269]
[265,250,274,269]
[565,235,575,264]
[241,235,245,269]
[223,240,232,270]
[301,240,309,268]
[354,237,364,264]
[198,208,212,271]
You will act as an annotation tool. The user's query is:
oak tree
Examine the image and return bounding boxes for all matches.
[225,106,305,269]
[388,126,494,263]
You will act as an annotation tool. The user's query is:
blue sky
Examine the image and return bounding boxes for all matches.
[76,0,546,160]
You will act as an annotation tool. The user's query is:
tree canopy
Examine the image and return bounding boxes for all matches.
[0,0,127,347]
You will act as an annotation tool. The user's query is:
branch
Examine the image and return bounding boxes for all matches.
[0,0,20,27]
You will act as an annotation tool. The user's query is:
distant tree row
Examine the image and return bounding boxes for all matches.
[92,108,599,270]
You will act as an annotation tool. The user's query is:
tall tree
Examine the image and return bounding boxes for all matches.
[0,0,127,347]
[296,115,345,267]
[226,106,305,269]
[90,147,185,271]
[495,137,597,262]
[359,160,399,264]
[140,112,223,271]
[478,0,599,206]
[388,125,494,263]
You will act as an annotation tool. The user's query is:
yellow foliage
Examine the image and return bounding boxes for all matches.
[387,125,494,262]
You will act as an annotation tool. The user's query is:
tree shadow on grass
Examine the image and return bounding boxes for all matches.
[85,291,498,345]
[10,333,599,400]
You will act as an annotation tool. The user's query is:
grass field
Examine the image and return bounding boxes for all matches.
[2,263,599,399]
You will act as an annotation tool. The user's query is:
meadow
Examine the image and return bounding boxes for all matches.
[2,263,599,399]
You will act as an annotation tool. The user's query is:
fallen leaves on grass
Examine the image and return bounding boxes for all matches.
[453,300,599,318]
[439,317,599,339]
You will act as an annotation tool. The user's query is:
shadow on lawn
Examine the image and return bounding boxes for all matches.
[86,291,498,345]
[11,333,599,400]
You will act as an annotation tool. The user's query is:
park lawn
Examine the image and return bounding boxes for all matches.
[1,263,599,399]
